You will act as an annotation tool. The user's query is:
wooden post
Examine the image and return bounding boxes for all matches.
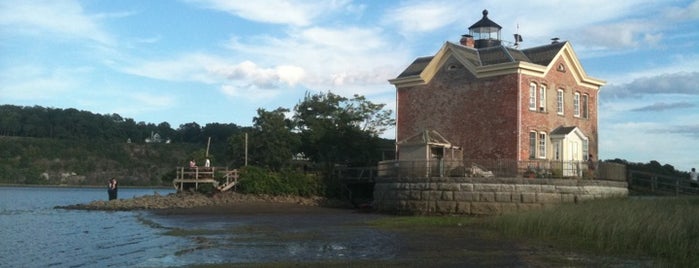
[206,137,211,157]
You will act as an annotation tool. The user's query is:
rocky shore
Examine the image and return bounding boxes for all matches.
[56,191,350,211]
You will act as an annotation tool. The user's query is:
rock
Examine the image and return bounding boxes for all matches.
[55,191,348,211]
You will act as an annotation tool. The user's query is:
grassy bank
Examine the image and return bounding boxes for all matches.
[492,197,699,266]
[371,197,699,266]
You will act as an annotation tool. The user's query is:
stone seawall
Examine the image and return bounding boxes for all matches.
[373,177,628,215]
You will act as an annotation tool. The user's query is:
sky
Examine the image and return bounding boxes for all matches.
[1,0,698,171]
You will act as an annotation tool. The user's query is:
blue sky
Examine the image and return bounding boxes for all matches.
[1,0,698,171]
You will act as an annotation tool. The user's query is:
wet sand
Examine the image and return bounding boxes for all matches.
[59,192,653,267]
[146,201,649,267]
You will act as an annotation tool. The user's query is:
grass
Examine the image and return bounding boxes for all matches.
[368,197,699,266]
[491,197,699,266]
[369,214,477,229]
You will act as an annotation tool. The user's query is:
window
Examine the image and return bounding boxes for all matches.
[583,140,589,160]
[582,94,589,119]
[529,83,537,111]
[557,89,564,115]
[538,132,547,159]
[529,132,537,159]
[539,85,547,112]
[573,92,580,117]
[553,141,561,160]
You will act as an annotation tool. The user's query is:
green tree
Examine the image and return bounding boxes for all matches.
[293,91,394,167]
[250,108,300,170]
[178,122,202,143]
[227,128,253,168]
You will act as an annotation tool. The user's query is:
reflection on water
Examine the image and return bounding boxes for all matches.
[0,187,394,267]
[146,211,396,265]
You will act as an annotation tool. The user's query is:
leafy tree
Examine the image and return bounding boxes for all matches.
[178,122,202,143]
[293,91,394,167]
[250,108,300,170]
[227,127,253,167]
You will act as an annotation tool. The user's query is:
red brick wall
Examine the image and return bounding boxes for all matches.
[518,57,599,160]
[397,67,520,160]
[397,57,599,162]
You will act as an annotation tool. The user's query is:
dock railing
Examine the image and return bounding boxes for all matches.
[173,166,240,192]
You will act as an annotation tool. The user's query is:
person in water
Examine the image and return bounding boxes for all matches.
[107,178,118,200]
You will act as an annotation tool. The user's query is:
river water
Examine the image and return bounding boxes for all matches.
[0,186,394,267]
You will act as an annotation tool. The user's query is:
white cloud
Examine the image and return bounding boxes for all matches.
[603,72,699,99]
[186,0,350,26]
[382,2,462,34]
[663,0,699,20]
[219,83,281,100]
[225,26,407,97]
[121,53,223,84]
[0,0,113,45]
[0,65,85,100]
[120,53,309,105]
[601,120,699,171]
[215,60,306,88]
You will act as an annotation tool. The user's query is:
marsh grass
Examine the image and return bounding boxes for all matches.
[492,197,699,266]
[369,215,477,229]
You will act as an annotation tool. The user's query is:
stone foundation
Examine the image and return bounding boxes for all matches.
[373,177,628,215]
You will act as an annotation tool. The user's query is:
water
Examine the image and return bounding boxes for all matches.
[0,187,184,267]
[0,186,394,267]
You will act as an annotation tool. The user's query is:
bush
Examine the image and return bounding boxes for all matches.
[237,166,322,197]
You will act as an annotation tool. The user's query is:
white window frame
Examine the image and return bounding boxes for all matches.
[573,92,580,117]
[538,132,547,159]
[539,85,547,112]
[529,131,537,159]
[529,83,537,111]
[557,89,564,115]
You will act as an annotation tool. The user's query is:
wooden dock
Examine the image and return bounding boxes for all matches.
[173,167,239,192]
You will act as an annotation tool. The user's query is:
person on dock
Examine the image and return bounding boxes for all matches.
[189,159,196,169]
[107,178,118,200]
[205,158,211,168]
[690,168,697,187]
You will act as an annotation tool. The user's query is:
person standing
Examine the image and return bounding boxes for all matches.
[108,178,118,200]
[690,168,698,187]
[205,158,211,168]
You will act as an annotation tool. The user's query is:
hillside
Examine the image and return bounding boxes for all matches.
[0,136,199,186]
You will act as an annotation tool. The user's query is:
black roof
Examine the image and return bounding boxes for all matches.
[394,41,569,79]
[551,126,578,135]
[468,10,502,30]
[396,56,433,78]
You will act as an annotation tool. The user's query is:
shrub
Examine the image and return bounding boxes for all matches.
[237,166,322,197]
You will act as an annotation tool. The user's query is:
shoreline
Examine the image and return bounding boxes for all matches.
[0,183,173,189]
[55,191,353,212]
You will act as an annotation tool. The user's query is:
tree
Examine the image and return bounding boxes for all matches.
[250,108,300,170]
[178,122,202,143]
[293,91,395,167]
[227,127,253,168]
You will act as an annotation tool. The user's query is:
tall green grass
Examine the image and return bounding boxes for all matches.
[492,197,699,266]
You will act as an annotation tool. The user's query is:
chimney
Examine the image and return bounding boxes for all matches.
[460,34,475,48]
